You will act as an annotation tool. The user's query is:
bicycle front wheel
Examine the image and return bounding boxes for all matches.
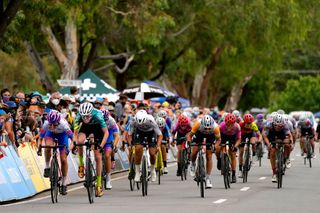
[141,156,148,196]
[243,149,250,183]
[222,154,230,189]
[86,158,95,203]
[198,154,205,198]
[50,158,59,203]
[307,142,312,168]
[277,151,283,189]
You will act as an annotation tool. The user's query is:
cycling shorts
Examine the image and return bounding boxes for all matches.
[132,128,157,148]
[44,131,69,154]
[79,123,104,143]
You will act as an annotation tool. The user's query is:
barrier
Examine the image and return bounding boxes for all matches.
[0,145,32,200]
[18,143,50,192]
[0,158,17,202]
[67,153,81,183]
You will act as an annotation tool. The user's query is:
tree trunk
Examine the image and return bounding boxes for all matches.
[224,75,253,111]
[41,17,78,80]
[191,47,225,106]
[116,72,127,91]
[24,41,54,92]
[0,0,22,41]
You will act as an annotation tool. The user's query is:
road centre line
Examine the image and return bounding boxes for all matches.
[213,199,227,204]
[240,187,250,191]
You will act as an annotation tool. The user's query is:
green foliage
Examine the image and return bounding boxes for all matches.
[272,76,320,112]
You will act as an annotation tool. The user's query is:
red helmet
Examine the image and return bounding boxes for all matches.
[243,113,254,124]
[178,115,190,126]
[225,114,236,125]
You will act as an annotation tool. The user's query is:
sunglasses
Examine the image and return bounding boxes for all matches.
[82,115,92,120]
[48,123,59,127]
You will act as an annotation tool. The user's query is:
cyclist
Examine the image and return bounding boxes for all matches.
[187,115,221,188]
[171,115,192,176]
[156,117,171,174]
[38,110,73,195]
[263,114,292,182]
[297,118,315,158]
[70,102,109,197]
[128,110,163,182]
[101,109,120,189]
[232,110,243,123]
[238,113,262,178]
[158,109,172,130]
[215,113,241,183]
[283,114,295,168]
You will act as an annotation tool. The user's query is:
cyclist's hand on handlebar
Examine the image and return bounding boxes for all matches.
[113,146,118,153]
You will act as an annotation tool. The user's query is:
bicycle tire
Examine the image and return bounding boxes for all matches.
[183,149,188,181]
[156,152,161,185]
[86,158,94,203]
[141,156,148,196]
[129,162,135,191]
[257,142,263,167]
[180,150,185,181]
[277,150,283,189]
[102,157,107,190]
[198,154,205,198]
[50,157,59,203]
[307,142,312,168]
[243,147,250,183]
[222,154,229,189]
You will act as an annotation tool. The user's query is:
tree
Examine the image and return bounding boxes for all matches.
[0,0,22,41]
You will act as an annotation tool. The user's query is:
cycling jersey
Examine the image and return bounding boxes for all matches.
[219,122,241,145]
[105,116,119,144]
[74,108,107,130]
[239,121,259,135]
[254,119,267,132]
[190,119,220,147]
[161,124,171,142]
[264,122,290,143]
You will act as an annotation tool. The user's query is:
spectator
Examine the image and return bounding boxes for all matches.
[1,88,11,103]
[114,94,128,122]
[70,86,78,101]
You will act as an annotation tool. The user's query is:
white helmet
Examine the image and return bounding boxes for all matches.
[201,115,214,128]
[277,109,285,115]
[158,110,167,118]
[273,114,284,126]
[135,110,148,125]
[283,114,289,123]
[156,117,166,128]
[79,102,93,116]
[232,110,240,118]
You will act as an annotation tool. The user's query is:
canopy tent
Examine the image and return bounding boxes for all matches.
[144,81,190,108]
[60,70,118,102]
[122,82,166,100]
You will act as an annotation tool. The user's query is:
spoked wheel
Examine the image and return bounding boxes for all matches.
[50,159,59,203]
[307,142,312,168]
[222,154,230,189]
[129,163,135,191]
[141,156,148,196]
[243,149,250,183]
[180,150,187,181]
[198,155,205,198]
[277,152,283,189]
[86,159,94,203]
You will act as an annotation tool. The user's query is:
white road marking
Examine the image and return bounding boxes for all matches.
[213,199,227,204]
[3,163,177,206]
[240,187,250,191]
[259,177,266,180]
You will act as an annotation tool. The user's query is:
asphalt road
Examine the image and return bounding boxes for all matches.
[3,143,320,213]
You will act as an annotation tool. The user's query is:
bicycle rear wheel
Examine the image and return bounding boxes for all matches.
[198,155,205,198]
[256,142,263,167]
[156,152,161,185]
[180,150,186,181]
[129,162,135,191]
[141,156,148,196]
[50,158,59,203]
[182,149,188,181]
[102,157,107,190]
[86,158,95,203]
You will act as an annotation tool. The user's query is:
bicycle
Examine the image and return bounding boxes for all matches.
[101,149,107,190]
[155,145,164,185]
[128,145,140,191]
[220,141,232,189]
[38,139,65,204]
[241,137,252,183]
[175,137,189,181]
[73,137,100,203]
[191,138,206,198]
[272,139,286,189]
[303,132,313,168]
[140,137,151,197]
[256,140,264,167]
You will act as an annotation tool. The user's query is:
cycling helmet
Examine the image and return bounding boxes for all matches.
[178,115,190,126]
[232,110,240,118]
[156,117,166,128]
[225,114,236,125]
[283,114,289,123]
[201,115,214,128]
[47,111,61,124]
[273,114,284,126]
[305,119,311,126]
[135,110,148,125]
[256,114,264,121]
[158,110,167,118]
[243,114,254,124]
[277,109,285,115]
[101,109,110,121]
[79,102,93,116]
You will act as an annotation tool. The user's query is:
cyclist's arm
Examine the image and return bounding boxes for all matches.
[234,124,242,148]
[213,125,221,144]
[262,129,271,147]
[188,121,200,141]
[100,127,109,148]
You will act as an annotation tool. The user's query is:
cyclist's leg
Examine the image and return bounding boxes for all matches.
[76,132,86,178]
[149,146,157,182]
[310,138,315,155]
[238,146,244,170]
[230,148,237,182]
[300,136,305,155]
[250,136,257,156]
[43,134,54,177]
[57,133,69,194]
[205,149,213,177]
[215,140,221,170]
[270,146,277,179]
[104,144,113,189]
[161,143,167,172]
[134,143,143,181]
